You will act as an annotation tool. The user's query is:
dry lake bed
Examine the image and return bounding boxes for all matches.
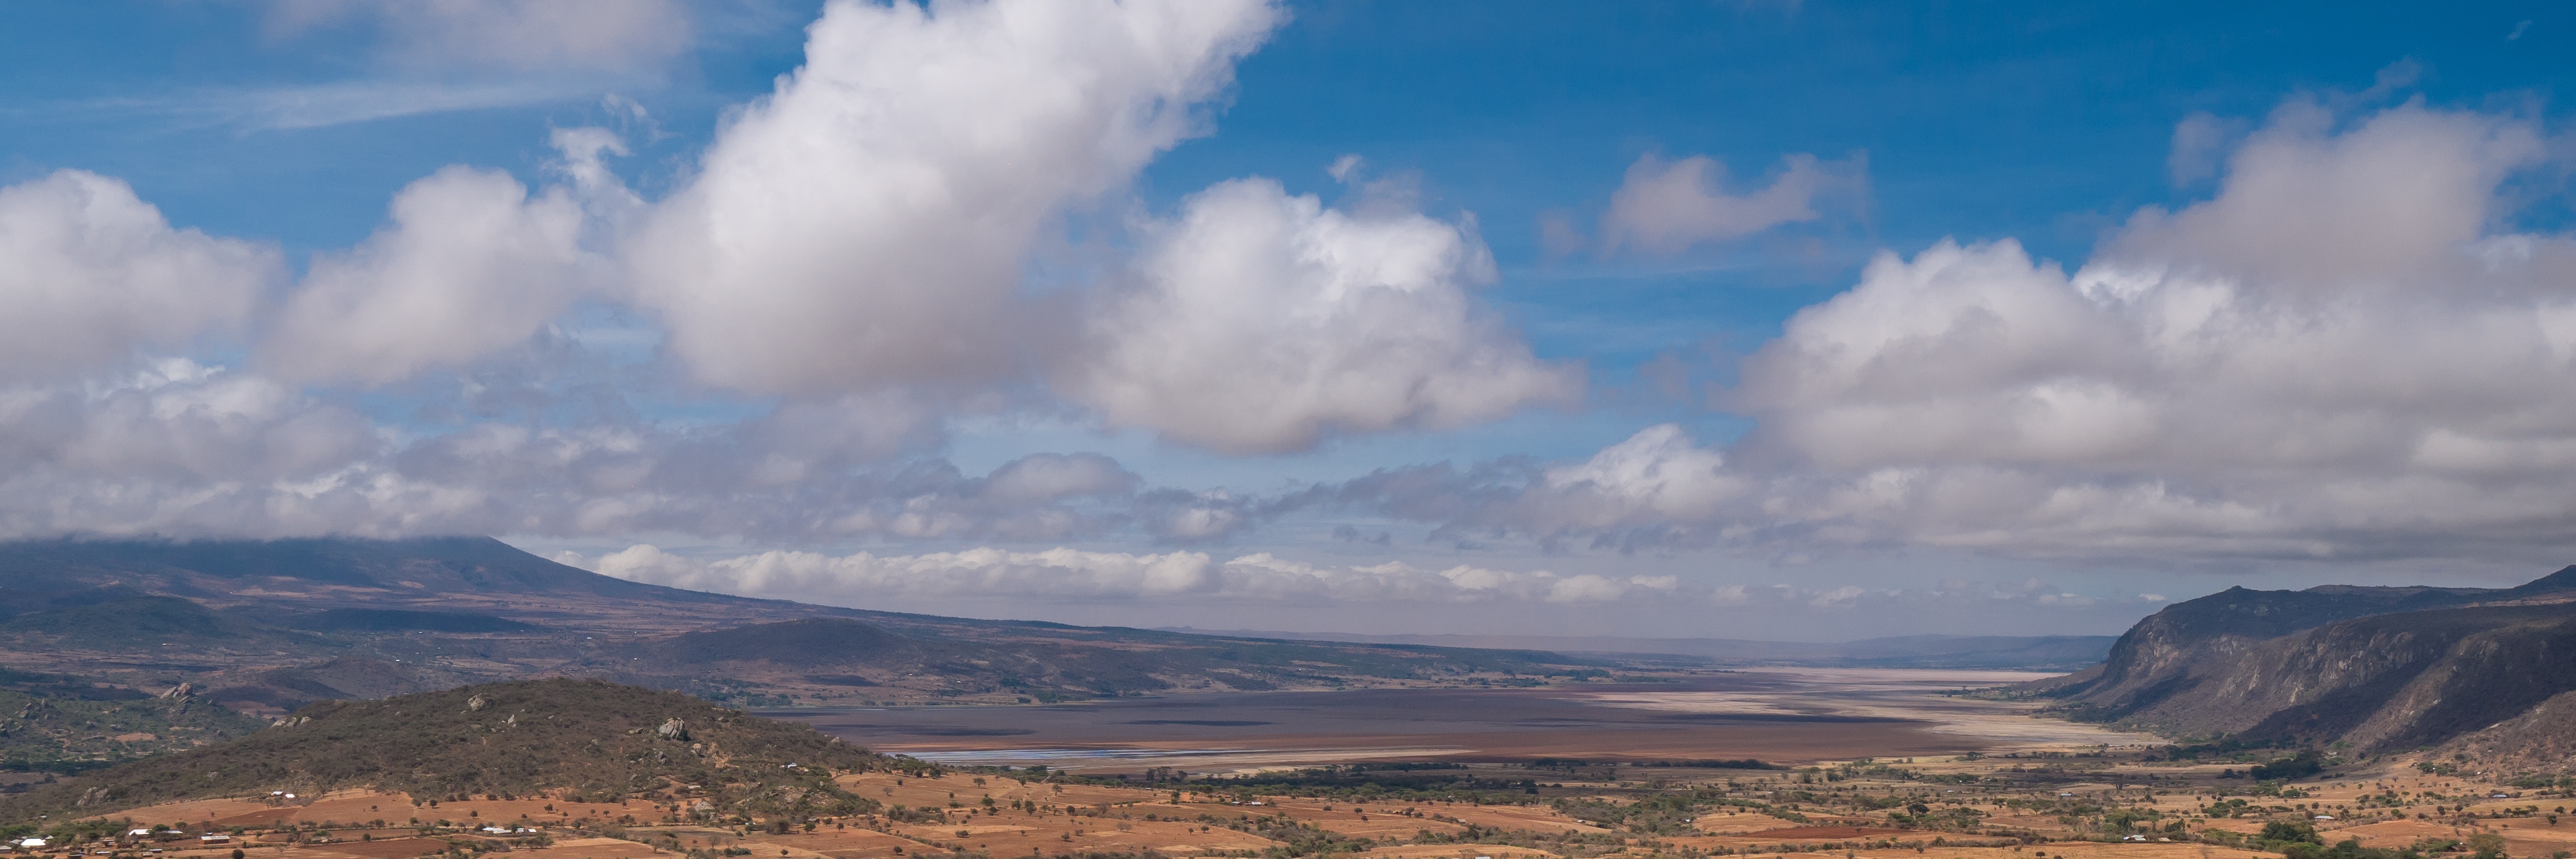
[763,668,2158,772]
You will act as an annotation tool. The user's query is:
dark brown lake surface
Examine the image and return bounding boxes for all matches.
[760,668,2150,772]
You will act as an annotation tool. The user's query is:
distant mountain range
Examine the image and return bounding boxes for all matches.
[19,536,2576,775]
[1157,628,2118,670]
[2031,565,2576,771]
[0,537,1602,719]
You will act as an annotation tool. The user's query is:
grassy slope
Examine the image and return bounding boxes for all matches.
[0,679,908,823]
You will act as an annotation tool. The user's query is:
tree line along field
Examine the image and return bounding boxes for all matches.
[19,748,2576,859]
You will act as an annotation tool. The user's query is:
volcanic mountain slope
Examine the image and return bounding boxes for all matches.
[0,538,1606,710]
[2033,566,2576,764]
[1,592,333,656]
[0,679,902,823]
[0,537,715,607]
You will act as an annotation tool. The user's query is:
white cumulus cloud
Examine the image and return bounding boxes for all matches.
[1726,102,2576,561]
[262,165,599,384]
[0,171,280,383]
[1066,177,1580,453]
[629,0,1283,396]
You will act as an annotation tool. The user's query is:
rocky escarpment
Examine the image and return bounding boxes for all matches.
[2444,688,2576,775]
[2038,566,2576,758]
[2040,567,2576,719]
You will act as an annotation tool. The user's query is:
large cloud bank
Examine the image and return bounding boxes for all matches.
[6,0,2574,584]
[0,0,1575,543]
[1340,102,2576,564]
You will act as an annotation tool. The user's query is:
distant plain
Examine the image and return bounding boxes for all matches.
[765,668,2158,771]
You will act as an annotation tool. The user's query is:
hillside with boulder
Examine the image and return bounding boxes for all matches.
[0,679,911,823]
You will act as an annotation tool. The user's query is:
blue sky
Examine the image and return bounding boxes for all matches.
[2,2,2573,638]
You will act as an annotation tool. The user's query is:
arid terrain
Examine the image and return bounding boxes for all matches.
[42,746,2575,859]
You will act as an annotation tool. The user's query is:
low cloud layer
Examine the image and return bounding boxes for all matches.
[569,543,1683,605]
[0,359,1145,543]
[558,544,2158,628]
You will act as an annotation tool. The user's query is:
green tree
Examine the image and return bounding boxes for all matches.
[2261,820,2322,844]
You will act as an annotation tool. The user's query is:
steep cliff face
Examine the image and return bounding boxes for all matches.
[2046,568,2576,722]
[2046,567,2576,756]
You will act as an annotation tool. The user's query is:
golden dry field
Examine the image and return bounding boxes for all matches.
[49,745,2573,859]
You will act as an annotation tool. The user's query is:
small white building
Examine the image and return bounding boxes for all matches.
[200,834,232,844]
[17,838,47,851]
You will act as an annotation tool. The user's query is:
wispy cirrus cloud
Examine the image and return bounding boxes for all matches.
[263,0,695,74]
[47,79,616,132]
